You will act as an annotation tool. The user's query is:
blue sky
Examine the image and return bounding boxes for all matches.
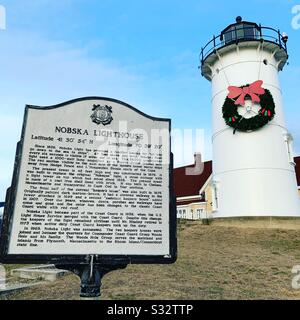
[0,0,300,200]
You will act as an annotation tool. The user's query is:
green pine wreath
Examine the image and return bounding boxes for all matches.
[222,85,276,133]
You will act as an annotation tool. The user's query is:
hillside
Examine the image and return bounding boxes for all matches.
[2,220,300,300]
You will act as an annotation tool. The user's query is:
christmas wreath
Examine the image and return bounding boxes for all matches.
[222,80,275,133]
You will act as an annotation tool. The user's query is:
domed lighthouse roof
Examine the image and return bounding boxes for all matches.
[200,16,289,81]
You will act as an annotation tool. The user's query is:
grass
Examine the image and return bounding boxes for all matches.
[1,221,300,300]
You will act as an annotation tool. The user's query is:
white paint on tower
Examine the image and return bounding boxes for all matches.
[201,17,300,217]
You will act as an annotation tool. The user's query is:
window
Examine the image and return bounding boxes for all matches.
[196,209,204,220]
[224,26,234,43]
[177,209,188,219]
[284,133,295,165]
[236,25,245,40]
[243,23,258,39]
[212,180,219,212]
[177,209,182,219]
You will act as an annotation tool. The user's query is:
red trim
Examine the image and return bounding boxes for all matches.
[177,199,206,206]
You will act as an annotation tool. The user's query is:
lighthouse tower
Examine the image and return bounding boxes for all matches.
[200,17,300,218]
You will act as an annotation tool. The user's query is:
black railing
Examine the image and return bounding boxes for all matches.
[200,25,287,65]
[0,202,4,208]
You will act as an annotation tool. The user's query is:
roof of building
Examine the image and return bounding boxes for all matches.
[174,156,300,198]
[173,160,212,198]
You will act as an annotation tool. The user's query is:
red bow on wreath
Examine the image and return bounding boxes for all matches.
[227,80,265,106]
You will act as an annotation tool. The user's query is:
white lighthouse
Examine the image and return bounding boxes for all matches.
[201,17,300,218]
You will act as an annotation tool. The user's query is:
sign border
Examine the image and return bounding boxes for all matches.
[0,97,177,265]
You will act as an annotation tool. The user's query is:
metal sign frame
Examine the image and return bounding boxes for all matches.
[0,97,177,266]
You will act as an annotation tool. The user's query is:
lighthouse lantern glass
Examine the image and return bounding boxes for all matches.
[223,23,259,44]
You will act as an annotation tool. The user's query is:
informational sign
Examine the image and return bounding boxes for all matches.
[0,97,176,264]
